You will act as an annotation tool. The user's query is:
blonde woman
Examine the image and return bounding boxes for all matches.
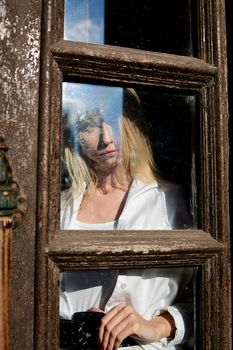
[60,87,193,350]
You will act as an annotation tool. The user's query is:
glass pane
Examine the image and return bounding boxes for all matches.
[61,82,198,230]
[64,0,197,56]
[60,267,198,349]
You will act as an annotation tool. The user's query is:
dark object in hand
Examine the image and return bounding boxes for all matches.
[60,311,138,349]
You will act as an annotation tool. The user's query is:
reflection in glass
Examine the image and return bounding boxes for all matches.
[61,83,197,230]
[60,267,198,349]
[64,0,197,56]
[64,0,105,44]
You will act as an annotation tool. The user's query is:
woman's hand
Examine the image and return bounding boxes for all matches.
[97,303,175,350]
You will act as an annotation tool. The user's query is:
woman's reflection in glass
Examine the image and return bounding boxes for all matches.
[60,87,194,349]
[61,88,191,230]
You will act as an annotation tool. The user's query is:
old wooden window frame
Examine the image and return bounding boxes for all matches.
[35,0,231,349]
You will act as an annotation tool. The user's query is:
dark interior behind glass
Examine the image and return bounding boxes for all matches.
[64,0,198,56]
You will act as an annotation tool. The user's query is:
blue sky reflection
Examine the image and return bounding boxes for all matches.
[64,0,104,43]
[62,83,124,152]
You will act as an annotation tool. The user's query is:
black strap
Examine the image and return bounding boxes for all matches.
[99,270,119,310]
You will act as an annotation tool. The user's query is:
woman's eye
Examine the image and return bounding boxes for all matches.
[79,139,86,147]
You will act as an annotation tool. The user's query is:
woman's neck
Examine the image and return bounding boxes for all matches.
[94,165,131,194]
[77,167,132,224]
[97,174,131,194]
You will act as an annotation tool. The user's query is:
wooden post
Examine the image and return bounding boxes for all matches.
[0,217,13,350]
[0,138,18,350]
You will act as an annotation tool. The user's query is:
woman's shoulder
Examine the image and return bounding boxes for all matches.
[130,179,159,194]
[125,179,167,211]
[61,184,86,206]
[129,179,192,229]
[158,182,193,229]
[60,187,85,229]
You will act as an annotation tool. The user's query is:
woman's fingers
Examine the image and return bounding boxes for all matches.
[98,304,173,350]
[105,312,141,350]
[99,304,126,343]
[89,307,104,313]
[99,304,140,350]
[102,312,135,349]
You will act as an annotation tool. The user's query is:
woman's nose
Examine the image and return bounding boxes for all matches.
[97,123,113,150]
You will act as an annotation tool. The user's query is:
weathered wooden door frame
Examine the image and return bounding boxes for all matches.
[33,1,231,349]
[0,0,231,349]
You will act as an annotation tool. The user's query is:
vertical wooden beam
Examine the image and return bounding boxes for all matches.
[0,218,13,350]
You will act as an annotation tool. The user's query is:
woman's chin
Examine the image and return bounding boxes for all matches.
[102,158,119,167]
[94,157,119,170]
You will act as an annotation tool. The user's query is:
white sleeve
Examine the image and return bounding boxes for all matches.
[153,306,185,347]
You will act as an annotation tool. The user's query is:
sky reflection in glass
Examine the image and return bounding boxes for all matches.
[62,83,123,153]
[64,0,104,43]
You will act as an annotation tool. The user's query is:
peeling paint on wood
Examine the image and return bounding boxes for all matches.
[0,0,232,349]
[0,0,40,164]
[0,0,42,349]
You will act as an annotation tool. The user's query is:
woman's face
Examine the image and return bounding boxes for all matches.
[79,122,120,168]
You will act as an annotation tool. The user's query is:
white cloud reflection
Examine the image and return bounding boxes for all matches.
[64,0,104,43]
[62,83,124,127]
[64,18,104,43]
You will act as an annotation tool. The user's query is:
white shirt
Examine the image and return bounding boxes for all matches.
[61,180,172,230]
[60,180,193,349]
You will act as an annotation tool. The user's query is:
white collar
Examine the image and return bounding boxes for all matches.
[71,179,159,217]
[126,179,158,199]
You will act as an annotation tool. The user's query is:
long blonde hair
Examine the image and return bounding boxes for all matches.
[63,88,160,198]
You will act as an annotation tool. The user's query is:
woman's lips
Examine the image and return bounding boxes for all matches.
[97,150,119,160]
[99,149,118,156]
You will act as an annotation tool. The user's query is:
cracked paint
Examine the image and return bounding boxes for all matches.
[0,1,42,349]
[1,0,41,172]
